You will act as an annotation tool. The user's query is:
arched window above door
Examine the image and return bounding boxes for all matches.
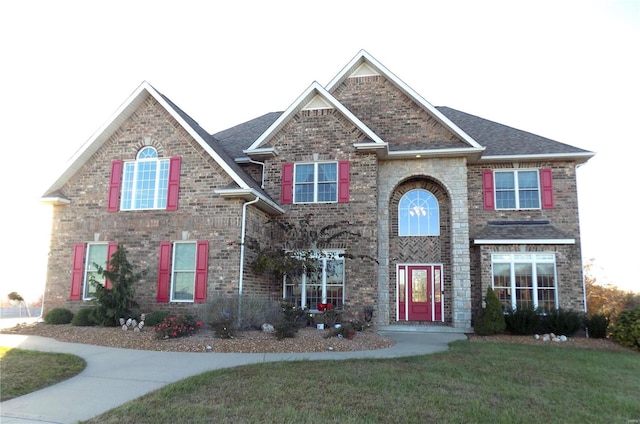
[398,189,439,236]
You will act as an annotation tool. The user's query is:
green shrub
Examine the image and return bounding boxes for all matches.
[44,308,74,325]
[585,313,610,338]
[71,307,97,326]
[473,287,506,336]
[144,310,170,327]
[505,307,541,335]
[210,311,236,339]
[274,301,307,340]
[152,314,203,340]
[541,308,584,336]
[611,305,640,350]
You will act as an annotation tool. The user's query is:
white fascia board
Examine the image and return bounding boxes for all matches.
[39,196,71,206]
[479,152,595,165]
[325,50,483,150]
[387,147,485,158]
[246,82,385,152]
[150,89,251,191]
[474,239,576,245]
[43,82,153,195]
[214,188,284,214]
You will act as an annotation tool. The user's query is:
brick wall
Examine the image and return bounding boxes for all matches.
[44,96,251,317]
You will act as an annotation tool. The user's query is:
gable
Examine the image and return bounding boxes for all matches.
[331,74,469,150]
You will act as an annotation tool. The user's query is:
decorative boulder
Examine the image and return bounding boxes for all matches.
[262,323,275,333]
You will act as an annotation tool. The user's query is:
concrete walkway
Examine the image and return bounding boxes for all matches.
[0,330,467,423]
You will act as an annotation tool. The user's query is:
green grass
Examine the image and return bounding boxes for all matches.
[0,346,86,401]
[81,341,640,424]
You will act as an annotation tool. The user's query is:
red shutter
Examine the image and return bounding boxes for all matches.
[104,242,118,289]
[338,161,350,203]
[482,170,495,210]
[157,242,172,303]
[281,162,294,204]
[107,160,123,212]
[540,168,554,209]
[194,241,209,303]
[70,243,86,300]
[166,157,181,211]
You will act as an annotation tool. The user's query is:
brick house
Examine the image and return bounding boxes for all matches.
[41,50,594,331]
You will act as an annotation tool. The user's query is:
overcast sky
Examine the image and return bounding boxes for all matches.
[1,0,638,301]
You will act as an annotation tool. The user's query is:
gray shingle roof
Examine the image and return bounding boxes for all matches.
[436,106,592,157]
[213,112,282,158]
[473,221,574,242]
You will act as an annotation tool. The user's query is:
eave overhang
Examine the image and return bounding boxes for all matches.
[214,188,284,215]
[473,238,576,245]
[477,151,595,165]
[40,197,71,206]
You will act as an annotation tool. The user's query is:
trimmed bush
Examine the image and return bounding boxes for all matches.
[210,312,236,339]
[274,301,307,340]
[44,308,74,325]
[585,313,609,338]
[541,308,584,336]
[473,287,506,336]
[144,310,170,327]
[611,305,640,350]
[71,307,97,326]
[505,307,541,335]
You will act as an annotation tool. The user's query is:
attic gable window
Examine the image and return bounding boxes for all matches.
[108,148,181,212]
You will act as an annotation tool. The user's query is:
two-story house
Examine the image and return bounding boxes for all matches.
[41,50,594,331]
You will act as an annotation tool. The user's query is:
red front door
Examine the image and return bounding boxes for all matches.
[397,264,443,322]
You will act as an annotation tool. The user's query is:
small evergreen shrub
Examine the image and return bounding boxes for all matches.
[44,308,74,325]
[152,314,203,340]
[71,307,97,326]
[210,311,236,339]
[585,313,609,338]
[611,305,640,351]
[473,287,506,336]
[541,308,584,335]
[144,310,170,327]
[505,307,541,335]
[274,301,307,340]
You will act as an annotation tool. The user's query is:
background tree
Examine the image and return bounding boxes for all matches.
[90,245,146,326]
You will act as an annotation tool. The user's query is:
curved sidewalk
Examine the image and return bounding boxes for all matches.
[0,331,467,424]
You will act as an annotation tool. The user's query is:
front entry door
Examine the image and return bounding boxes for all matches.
[397,264,443,322]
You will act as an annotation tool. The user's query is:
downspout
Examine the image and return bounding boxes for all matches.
[238,196,260,324]
[249,160,266,189]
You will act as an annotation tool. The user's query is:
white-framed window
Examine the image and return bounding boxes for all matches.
[491,253,557,313]
[284,251,345,310]
[171,241,197,302]
[398,189,440,236]
[294,162,337,203]
[494,170,540,210]
[83,243,109,300]
[121,147,170,210]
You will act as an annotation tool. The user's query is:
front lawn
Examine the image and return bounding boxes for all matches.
[83,341,639,423]
[0,346,86,401]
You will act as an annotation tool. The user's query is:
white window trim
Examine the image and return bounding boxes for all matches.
[494,169,541,210]
[491,253,558,311]
[121,148,170,211]
[293,162,338,204]
[83,243,109,301]
[170,241,197,303]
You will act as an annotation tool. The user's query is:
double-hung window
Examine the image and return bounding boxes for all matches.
[491,253,557,313]
[281,161,349,204]
[398,189,440,236]
[69,242,117,301]
[294,162,337,203]
[483,168,554,210]
[284,251,345,310]
[157,241,209,303]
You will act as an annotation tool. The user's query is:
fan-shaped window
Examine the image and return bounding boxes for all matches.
[398,189,439,236]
